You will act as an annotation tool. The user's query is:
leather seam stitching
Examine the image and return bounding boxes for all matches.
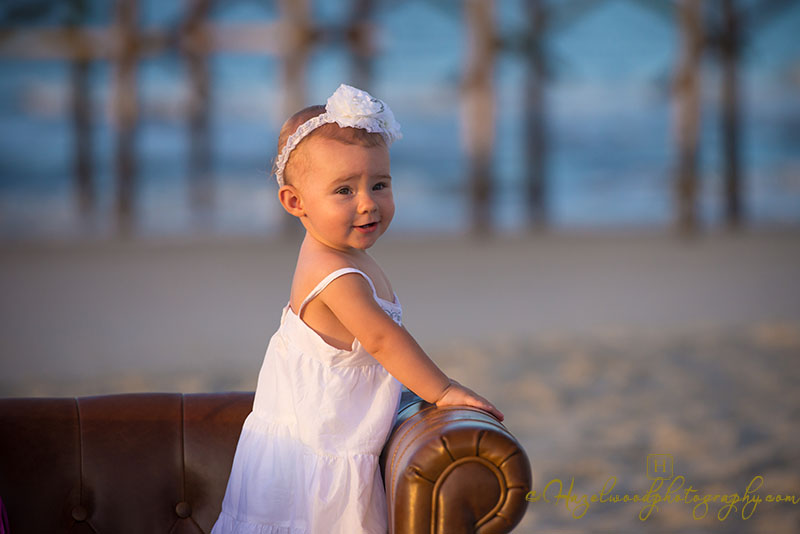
[74,396,83,504]
[181,394,187,504]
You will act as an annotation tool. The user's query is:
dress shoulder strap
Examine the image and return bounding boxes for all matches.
[297,267,377,316]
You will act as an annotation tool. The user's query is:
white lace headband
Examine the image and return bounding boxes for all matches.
[274,84,402,187]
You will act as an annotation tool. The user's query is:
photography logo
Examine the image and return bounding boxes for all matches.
[525,453,799,521]
[646,453,673,480]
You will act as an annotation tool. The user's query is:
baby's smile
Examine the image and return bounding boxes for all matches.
[355,221,379,233]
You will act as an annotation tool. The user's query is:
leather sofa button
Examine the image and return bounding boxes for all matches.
[175,501,192,518]
[71,505,88,521]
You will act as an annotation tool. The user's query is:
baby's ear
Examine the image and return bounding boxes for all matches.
[278,185,305,217]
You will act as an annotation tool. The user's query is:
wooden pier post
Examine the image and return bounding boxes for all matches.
[523,0,548,230]
[113,0,140,237]
[462,0,496,236]
[183,0,214,231]
[673,0,704,235]
[347,0,375,92]
[280,0,313,120]
[68,2,94,231]
[71,57,94,224]
[720,0,742,229]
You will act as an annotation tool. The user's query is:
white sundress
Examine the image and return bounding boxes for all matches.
[211,267,404,534]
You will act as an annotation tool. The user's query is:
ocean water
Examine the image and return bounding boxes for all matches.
[0,0,798,240]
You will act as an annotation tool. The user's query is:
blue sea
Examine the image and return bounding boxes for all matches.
[0,0,798,239]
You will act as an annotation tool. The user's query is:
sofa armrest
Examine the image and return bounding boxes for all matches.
[381,389,531,534]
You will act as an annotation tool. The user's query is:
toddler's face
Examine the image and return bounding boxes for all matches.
[293,136,394,253]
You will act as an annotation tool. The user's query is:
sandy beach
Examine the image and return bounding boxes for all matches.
[1,229,798,389]
[1,229,799,532]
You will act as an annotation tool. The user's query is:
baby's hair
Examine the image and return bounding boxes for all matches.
[273,104,387,186]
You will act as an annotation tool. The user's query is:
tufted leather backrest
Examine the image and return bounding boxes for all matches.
[0,392,252,534]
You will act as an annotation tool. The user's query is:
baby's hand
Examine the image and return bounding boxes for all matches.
[434,379,504,422]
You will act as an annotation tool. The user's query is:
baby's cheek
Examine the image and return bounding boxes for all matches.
[382,199,395,222]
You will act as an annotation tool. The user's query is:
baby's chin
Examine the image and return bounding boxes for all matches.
[356,227,390,250]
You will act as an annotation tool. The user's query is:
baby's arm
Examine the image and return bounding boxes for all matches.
[318,273,504,421]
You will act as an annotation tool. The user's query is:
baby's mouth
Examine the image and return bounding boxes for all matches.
[356,222,378,229]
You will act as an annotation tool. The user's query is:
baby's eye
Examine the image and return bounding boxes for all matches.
[336,187,352,195]
[373,182,389,190]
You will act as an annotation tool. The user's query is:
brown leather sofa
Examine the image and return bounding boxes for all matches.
[0,389,531,533]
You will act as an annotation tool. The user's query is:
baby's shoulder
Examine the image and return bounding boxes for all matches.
[296,251,360,282]
[291,252,363,303]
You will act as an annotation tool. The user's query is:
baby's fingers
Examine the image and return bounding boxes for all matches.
[435,384,504,421]
[478,401,505,422]
[467,395,504,422]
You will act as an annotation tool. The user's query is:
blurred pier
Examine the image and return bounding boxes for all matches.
[0,0,798,239]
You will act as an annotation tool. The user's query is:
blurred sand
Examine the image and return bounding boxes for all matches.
[1,229,798,389]
[446,321,800,533]
[1,229,799,532]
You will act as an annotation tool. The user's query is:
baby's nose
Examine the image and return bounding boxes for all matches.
[357,192,378,212]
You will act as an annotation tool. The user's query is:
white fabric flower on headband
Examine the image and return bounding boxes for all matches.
[326,85,402,143]
[274,84,402,187]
